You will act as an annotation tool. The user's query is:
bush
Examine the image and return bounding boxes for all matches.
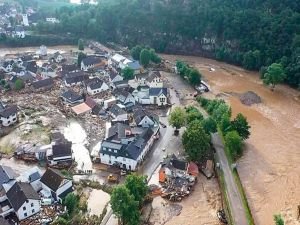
[225,131,243,160]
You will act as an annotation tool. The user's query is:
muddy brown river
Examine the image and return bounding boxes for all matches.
[163,54,300,225]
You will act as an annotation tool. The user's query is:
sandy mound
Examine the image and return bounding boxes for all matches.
[240,91,262,106]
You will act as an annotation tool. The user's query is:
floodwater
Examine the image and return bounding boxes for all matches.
[87,189,110,216]
[162,54,300,225]
[62,120,93,171]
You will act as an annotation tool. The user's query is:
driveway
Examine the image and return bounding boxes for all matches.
[211,133,248,225]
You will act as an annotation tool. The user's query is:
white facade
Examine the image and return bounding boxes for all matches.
[41,180,72,202]
[150,93,167,106]
[0,113,17,127]
[15,31,25,39]
[148,76,163,88]
[110,74,123,83]
[46,18,59,23]
[22,14,29,26]
[87,82,109,95]
[41,70,56,78]
[16,199,40,220]
[39,45,47,56]
[100,153,138,170]
[55,54,63,63]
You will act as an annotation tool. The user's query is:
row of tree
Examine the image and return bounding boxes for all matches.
[197,97,250,161]
[176,61,201,86]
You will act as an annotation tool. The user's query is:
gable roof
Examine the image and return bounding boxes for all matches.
[7,182,40,211]
[61,90,83,103]
[149,88,167,97]
[24,60,37,73]
[64,71,87,85]
[109,70,120,81]
[107,123,131,140]
[52,142,72,158]
[0,165,16,185]
[146,71,161,82]
[162,154,188,171]
[111,54,126,63]
[133,108,156,125]
[82,56,102,66]
[125,128,154,160]
[110,104,126,117]
[61,64,77,73]
[0,105,17,118]
[86,77,105,90]
[32,78,54,89]
[40,168,66,191]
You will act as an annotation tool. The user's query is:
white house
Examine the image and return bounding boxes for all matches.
[47,142,73,166]
[86,77,109,95]
[132,86,151,105]
[109,104,128,122]
[80,56,103,71]
[17,167,43,192]
[41,66,56,78]
[64,71,88,87]
[52,52,64,63]
[133,108,157,128]
[114,90,136,106]
[39,45,47,56]
[109,70,123,83]
[149,88,168,106]
[99,128,155,170]
[109,53,126,68]
[6,182,40,221]
[40,168,73,203]
[0,103,18,127]
[147,71,163,88]
[22,14,29,26]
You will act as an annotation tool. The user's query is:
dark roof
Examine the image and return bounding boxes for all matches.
[113,80,128,87]
[32,78,54,89]
[61,64,77,73]
[82,56,102,66]
[162,154,188,171]
[0,165,16,185]
[107,123,131,140]
[58,186,73,199]
[61,90,83,103]
[85,96,97,109]
[92,104,102,115]
[0,217,10,225]
[149,88,167,97]
[15,26,24,32]
[64,71,88,85]
[86,77,104,90]
[133,108,156,125]
[24,60,37,73]
[29,172,41,182]
[125,128,154,160]
[110,104,126,117]
[7,182,40,211]
[19,72,35,82]
[40,169,65,191]
[109,70,120,80]
[52,142,72,158]
[135,73,148,80]
[21,55,33,62]
[0,105,17,118]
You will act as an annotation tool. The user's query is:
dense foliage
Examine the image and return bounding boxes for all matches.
[24,0,300,88]
[168,107,186,130]
[176,61,202,86]
[121,67,134,80]
[274,214,285,225]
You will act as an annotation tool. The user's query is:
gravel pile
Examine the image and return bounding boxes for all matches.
[239,91,262,106]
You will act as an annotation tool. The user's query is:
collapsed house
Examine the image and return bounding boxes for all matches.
[158,155,199,201]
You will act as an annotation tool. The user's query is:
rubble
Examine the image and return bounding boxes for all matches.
[239,91,262,106]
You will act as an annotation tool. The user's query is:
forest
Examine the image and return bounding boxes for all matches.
[24,0,300,88]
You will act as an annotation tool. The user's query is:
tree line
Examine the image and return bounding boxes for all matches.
[25,0,300,89]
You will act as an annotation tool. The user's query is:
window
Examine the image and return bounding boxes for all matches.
[31,203,34,207]
[23,206,26,210]
[32,209,35,213]
[26,200,29,203]
[103,147,106,150]
[123,157,126,162]
[13,118,16,121]
[24,213,27,217]
[114,150,117,153]
[160,98,165,102]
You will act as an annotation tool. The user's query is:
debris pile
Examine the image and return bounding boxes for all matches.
[158,154,199,202]
[239,91,262,106]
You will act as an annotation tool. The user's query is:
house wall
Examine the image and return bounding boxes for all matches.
[150,94,167,106]
[55,55,63,63]
[50,155,72,165]
[16,199,40,221]
[64,80,83,87]
[136,135,155,163]
[111,75,123,83]
[139,116,154,128]
[31,180,42,192]
[124,95,136,105]
[149,79,163,88]
[100,153,138,171]
[0,113,17,126]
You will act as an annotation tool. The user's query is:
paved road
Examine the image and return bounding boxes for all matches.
[211,133,248,225]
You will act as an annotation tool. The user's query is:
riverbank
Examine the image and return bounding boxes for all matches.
[162,54,300,225]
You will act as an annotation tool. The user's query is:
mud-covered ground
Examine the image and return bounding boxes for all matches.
[162,54,300,225]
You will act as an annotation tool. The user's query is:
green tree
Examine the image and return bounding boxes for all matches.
[15,79,24,90]
[77,52,86,66]
[274,214,284,225]
[263,63,286,90]
[149,49,161,64]
[131,45,143,60]
[111,185,140,225]
[63,193,79,215]
[182,120,210,163]
[125,174,148,205]
[78,39,84,51]
[0,79,6,86]
[188,69,201,86]
[52,217,68,225]
[201,117,217,134]
[212,103,231,123]
[140,49,151,67]
[225,131,243,160]
[121,67,134,80]
[168,107,186,131]
[231,113,251,140]
[186,110,203,125]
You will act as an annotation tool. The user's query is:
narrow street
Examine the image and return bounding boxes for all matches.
[211,133,248,225]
